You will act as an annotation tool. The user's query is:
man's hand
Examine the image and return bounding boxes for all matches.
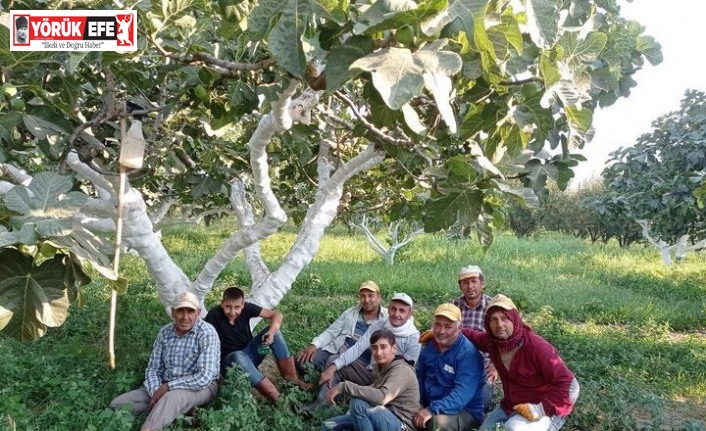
[149,383,170,409]
[486,362,498,382]
[413,407,432,429]
[418,330,433,344]
[262,332,274,346]
[513,403,545,421]
[319,365,336,387]
[326,385,340,405]
[296,344,317,363]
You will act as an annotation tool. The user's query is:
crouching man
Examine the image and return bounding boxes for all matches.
[205,287,312,403]
[464,294,580,431]
[321,328,419,431]
[110,291,220,431]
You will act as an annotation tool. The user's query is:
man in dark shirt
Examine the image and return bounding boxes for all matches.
[205,287,311,402]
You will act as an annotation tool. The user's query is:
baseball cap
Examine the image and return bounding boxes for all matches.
[458,265,483,280]
[358,280,380,293]
[434,303,462,322]
[487,294,517,311]
[390,292,413,307]
[172,291,199,310]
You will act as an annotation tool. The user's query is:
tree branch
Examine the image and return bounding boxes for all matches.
[499,76,543,86]
[333,91,410,147]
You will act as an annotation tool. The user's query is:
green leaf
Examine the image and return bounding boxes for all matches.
[525,0,560,47]
[447,0,478,41]
[354,0,448,35]
[66,52,90,75]
[350,48,425,110]
[325,36,376,92]
[423,188,484,232]
[495,181,539,208]
[22,106,73,140]
[0,250,71,341]
[557,31,607,66]
[268,14,306,78]
[247,0,288,39]
[351,44,462,110]
[636,35,663,66]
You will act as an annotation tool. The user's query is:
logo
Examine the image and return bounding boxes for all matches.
[10,10,137,52]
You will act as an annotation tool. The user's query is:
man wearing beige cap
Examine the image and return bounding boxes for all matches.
[414,303,485,431]
[451,265,497,409]
[463,294,579,431]
[296,280,387,373]
[110,291,220,431]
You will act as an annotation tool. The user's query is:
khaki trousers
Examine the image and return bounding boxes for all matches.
[110,381,217,430]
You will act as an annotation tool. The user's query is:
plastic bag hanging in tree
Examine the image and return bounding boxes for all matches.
[119,119,145,169]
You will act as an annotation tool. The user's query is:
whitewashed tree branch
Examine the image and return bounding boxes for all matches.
[0,163,32,185]
[230,178,269,284]
[249,144,385,307]
[193,87,321,303]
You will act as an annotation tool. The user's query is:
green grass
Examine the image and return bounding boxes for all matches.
[1,224,705,430]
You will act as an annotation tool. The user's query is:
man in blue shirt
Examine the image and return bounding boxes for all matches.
[110,291,220,431]
[415,303,485,431]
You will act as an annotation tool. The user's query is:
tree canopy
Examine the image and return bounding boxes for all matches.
[603,89,706,264]
[0,0,661,340]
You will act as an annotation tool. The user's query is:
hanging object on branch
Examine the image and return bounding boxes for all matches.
[119,118,146,169]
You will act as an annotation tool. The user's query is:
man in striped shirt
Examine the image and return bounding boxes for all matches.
[110,291,220,431]
[450,265,497,410]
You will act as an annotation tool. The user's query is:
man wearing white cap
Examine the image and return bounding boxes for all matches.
[110,291,220,431]
[296,280,388,373]
[308,293,420,413]
[414,304,485,431]
[451,265,497,408]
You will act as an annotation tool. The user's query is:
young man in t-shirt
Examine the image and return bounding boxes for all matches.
[205,287,311,402]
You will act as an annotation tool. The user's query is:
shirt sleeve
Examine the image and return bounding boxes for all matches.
[532,339,576,416]
[339,364,413,406]
[428,347,484,414]
[402,333,422,365]
[312,308,352,349]
[167,322,221,392]
[244,302,263,319]
[144,327,167,396]
[416,347,430,407]
[333,320,377,369]
[461,327,491,352]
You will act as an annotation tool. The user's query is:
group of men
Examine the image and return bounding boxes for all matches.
[110,266,579,431]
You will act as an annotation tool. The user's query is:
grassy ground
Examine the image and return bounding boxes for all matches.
[1,221,705,431]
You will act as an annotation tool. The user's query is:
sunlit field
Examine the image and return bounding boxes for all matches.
[1,221,704,430]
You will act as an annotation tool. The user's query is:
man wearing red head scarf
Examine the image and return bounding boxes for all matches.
[462,294,579,431]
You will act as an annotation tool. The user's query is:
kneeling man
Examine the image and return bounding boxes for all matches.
[415,304,485,431]
[464,294,580,431]
[321,328,419,431]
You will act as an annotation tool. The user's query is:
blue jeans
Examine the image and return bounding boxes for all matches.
[321,398,404,431]
[479,406,566,431]
[222,327,290,386]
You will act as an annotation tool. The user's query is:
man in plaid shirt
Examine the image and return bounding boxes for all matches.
[110,291,220,431]
[450,265,498,410]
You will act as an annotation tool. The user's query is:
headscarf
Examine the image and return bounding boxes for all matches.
[484,306,531,353]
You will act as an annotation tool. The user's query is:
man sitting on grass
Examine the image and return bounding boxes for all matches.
[463,294,580,431]
[414,304,485,431]
[205,287,312,403]
[110,291,220,431]
[296,280,387,373]
[308,293,421,412]
[320,328,419,431]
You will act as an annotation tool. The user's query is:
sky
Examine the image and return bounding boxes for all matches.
[572,0,706,186]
